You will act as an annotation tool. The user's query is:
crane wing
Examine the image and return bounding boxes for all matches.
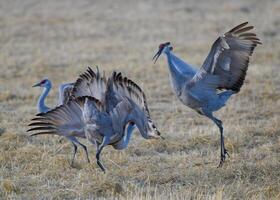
[71,67,107,102]
[70,67,151,116]
[109,97,134,134]
[190,22,261,92]
[71,67,156,127]
[108,71,151,117]
[28,99,86,138]
[75,96,104,124]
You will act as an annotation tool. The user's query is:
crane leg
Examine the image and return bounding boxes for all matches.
[79,143,90,163]
[67,136,90,165]
[70,137,90,163]
[96,146,106,172]
[70,141,78,167]
[95,136,109,173]
[215,118,230,167]
[203,111,229,167]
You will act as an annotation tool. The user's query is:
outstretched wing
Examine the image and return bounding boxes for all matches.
[105,72,161,139]
[109,97,134,135]
[190,22,261,92]
[71,66,107,102]
[75,96,104,123]
[73,68,152,117]
[28,100,86,138]
[109,71,151,117]
[58,83,74,105]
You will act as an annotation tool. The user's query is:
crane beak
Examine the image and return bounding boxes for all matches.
[152,48,163,64]
[153,42,171,63]
[156,130,165,140]
[32,83,41,87]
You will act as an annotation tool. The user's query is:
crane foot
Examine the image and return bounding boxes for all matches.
[217,148,230,168]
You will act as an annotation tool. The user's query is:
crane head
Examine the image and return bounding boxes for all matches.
[32,79,51,88]
[146,118,165,140]
[152,42,173,63]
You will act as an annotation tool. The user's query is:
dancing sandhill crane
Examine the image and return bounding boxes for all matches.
[28,69,162,172]
[153,22,261,166]
[31,79,90,166]
[70,67,162,147]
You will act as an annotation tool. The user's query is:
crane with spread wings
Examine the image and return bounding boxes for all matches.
[153,22,261,166]
[28,67,162,172]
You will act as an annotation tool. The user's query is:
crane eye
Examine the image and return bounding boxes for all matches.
[41,80,47,84]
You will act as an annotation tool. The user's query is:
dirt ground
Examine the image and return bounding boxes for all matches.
[0,0,279,199]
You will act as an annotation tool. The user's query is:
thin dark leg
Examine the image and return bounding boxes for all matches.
[96,145,106,172]
[71,142,78,166]
[218,120,230,161]
[215,118,230,167]
[95,137,109,173]
[75,139,90,163]
[217,121,225,167]
[69,136,90,163]
[80,144,90,163]
[203,111,229,167]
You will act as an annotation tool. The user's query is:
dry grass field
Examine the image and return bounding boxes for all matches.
[0,0,279,199]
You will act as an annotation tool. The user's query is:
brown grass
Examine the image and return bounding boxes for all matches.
[0,0,279,199]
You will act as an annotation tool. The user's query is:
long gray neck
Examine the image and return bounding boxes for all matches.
[113,123,136,150]
[37,86,51,113]
[112,102,148,145]
[130,111,148,139]
[123,123,136,144]
[165,51,187,94]
[134,118,148,139]
[165,51,197,95]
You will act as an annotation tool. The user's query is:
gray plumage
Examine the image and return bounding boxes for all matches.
[28,68,162,172]
[31,78,89,166]
[153,22,261,166]
[71,67,161,142]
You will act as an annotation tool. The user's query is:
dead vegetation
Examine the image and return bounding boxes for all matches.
[0,0,279,199]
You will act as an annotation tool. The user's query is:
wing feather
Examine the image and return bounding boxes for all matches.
[109,71,151,117]
[71,66,107,102]
[190,22,261,92]
[28,100,86,138]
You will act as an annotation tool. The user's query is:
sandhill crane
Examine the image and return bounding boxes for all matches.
[70,67,162,147]
[153,22,261,166]
[28,68,162,172]
[31,79,90,166]
[32,79,74,112]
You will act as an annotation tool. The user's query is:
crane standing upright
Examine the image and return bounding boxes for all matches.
[153,22,261,166]
[31,78,90,165]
